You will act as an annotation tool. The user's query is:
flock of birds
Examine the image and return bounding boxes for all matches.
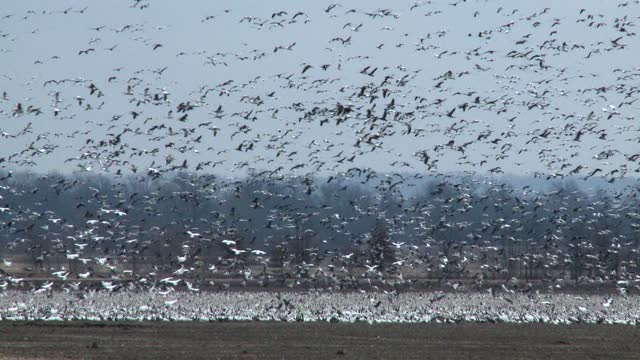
[1,1,640,178]
[0,290,638,325]
[0,1,640,322]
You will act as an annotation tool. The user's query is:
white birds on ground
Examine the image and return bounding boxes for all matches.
[0,291,634,324]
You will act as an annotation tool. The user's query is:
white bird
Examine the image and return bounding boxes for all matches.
[40,281,54,291]
[501,284,514,294]
[9,277,23,285]
[68,282,81,291]
[185,281,200,292]
[186,230,200,238]
[173,266,189,275]
[365,264,379,272]
[230,248,246,255]
[101,281,117,291]
[52,271,69,280]
[157,288,174,296]
[160,277,180,286]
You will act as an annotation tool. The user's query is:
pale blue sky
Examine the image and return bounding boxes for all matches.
[1,0,639,180]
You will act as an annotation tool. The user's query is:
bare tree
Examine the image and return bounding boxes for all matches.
[368,219,395,271]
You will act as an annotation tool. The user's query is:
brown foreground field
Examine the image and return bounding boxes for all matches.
[0,321,638,360]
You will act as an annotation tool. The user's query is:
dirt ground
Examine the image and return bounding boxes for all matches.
[0,321,638,360]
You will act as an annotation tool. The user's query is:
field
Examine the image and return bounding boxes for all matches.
[0,321,638,360]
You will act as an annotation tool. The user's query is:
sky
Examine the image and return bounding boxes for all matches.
[1,0,639,181]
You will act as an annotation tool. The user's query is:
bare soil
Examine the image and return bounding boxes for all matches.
[0,321,637,360]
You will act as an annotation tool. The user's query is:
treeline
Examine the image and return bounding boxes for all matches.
[0,170,639,283]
